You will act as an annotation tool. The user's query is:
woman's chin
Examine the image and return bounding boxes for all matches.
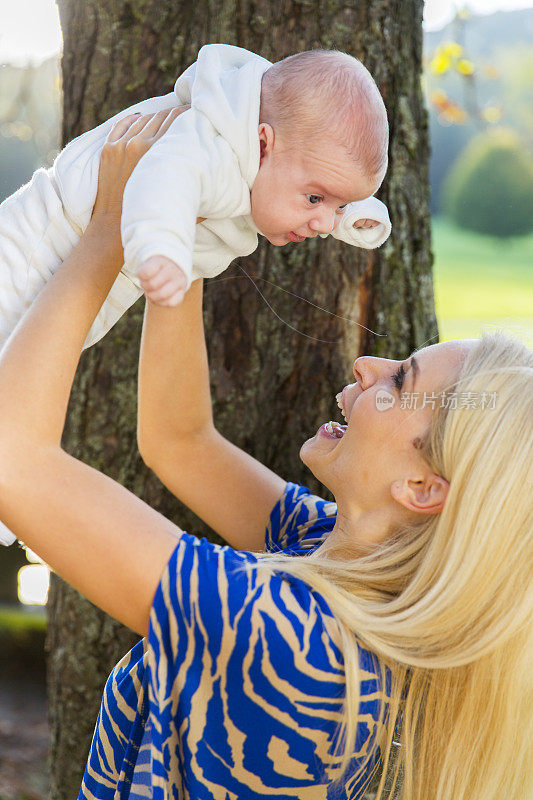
[299,438,318,470]
[299,436,331,483]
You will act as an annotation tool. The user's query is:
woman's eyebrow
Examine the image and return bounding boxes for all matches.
[410,356,420,391]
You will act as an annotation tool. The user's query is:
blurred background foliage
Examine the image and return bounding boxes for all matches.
[443,127,533,237]
[0,58,60,200]
[425,7,533,345]
[424,8,533,216]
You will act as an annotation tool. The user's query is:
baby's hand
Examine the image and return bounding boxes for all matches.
[353,218,380,229]
[138,255,188,307]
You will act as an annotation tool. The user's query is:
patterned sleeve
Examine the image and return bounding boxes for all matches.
[266,482,337,555]
[147,532,389,799]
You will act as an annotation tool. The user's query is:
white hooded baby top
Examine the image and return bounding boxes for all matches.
[0,43,391,546]
[121,44,391,282]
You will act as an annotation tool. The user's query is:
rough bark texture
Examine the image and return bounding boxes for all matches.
[47,1,436,797]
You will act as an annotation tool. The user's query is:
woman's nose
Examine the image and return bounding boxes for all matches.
[353,356,390,388]
[353,356,373,388]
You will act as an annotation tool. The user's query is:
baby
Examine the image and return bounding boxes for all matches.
[0,44,390,353]
[0,44,390,547]
[134,45,391,307]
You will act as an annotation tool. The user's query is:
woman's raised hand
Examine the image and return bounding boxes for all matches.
[91,107,189,233]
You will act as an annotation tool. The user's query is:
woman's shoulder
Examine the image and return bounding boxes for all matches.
[149,528,388,699]
[266,481,337,555]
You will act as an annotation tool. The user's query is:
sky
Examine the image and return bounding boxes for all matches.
[0,0,532,64]
[423,0,533,29]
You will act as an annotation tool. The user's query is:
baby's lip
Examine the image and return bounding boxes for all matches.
[287,231,307,243]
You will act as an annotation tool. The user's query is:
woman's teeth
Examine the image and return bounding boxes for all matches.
[324,421,346,438]
[335,391,347,422]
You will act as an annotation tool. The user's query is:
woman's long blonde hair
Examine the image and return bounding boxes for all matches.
[258,332,533,799]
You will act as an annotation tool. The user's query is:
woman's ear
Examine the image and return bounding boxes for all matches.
[391,473,449,516]
[258,123,275,161]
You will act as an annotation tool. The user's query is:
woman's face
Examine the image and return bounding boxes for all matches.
[300,339,474,530]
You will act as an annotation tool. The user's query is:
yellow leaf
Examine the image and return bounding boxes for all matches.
[431,52,451,75]
[457,59,475,76]
[443,41,463,59]
[440,104,468,125]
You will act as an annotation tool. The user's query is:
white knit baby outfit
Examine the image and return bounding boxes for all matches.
[0,44,391,546]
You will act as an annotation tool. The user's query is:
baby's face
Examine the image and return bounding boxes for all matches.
[250,126,379,246]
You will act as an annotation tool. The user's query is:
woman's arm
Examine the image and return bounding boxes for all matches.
[0,110,186,637]
[137,286,286,553]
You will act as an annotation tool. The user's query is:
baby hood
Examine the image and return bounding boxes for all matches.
[174,43,271,188]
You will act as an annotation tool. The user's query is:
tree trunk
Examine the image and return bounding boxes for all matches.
[47,1,435,796]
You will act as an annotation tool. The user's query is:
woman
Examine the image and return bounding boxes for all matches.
[0,112,530,800]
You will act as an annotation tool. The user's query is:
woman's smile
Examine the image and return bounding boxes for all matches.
[336,382,360,423]
[319,421,347,439]
[317,383,362,440]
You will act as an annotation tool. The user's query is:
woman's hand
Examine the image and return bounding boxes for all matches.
[91,107,188,247]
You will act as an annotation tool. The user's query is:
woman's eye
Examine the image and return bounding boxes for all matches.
[307,194,322,205]
[392,364,406,391]
[337,204,347,212]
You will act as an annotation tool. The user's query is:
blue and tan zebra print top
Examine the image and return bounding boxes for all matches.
[79,482,391,800]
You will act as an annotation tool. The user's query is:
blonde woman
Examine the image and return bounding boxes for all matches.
[0,111,530,800]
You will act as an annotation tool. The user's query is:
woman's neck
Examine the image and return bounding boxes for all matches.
[316,503,396,559]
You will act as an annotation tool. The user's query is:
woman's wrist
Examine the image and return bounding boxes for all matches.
[85,216,124,268]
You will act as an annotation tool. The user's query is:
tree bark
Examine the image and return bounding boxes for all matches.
[47,1,436,796]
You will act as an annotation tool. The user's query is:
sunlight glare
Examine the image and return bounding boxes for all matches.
[0,0,62,65]
[17,564,50,605]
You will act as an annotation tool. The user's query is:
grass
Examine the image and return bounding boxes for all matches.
[0,604,47,633]
[432,216,533,347]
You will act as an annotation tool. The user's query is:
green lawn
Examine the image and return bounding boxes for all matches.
[432,217,533,347]
[0,604,46,633]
